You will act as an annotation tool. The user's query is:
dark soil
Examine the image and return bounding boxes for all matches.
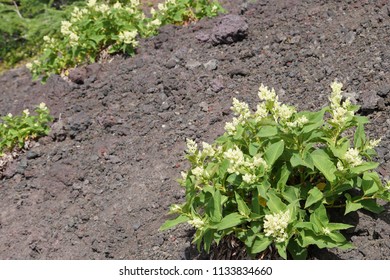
[1,0,390,260]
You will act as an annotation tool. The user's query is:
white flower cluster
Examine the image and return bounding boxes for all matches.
[224,146,267,184]
[258,84,277,102]
[118,30,138,46]
[286,115,309,129]
[201,142,215,157]
[224,146,245,174]
[344,148,363,167]
[224,98,251,135]
[329,81,354,126]
[274,103,296,121]
[60,20,79,46]
[263,210,290,243]
[71,6,88,22]
[186,138,198,154]
[188,217,204,229]
[366,138,381,150]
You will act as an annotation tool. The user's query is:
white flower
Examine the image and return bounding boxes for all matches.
[252,155,268,169]
[113,2,122,9]
[211,4,218,13]
[96,4,110,13]
[87,0,96,7]
[181,171,187,180]
[337,161,344,171]
[243,173,256,184]
[150,7,156,15]
[7,113,12,118]
[118,30,138,45]
[231,98,250,119]
[191,166,204,178]
[224,117,240,135]
[130,0,140,6]
[186,139,198,154]
[188,217,204,229]
[367,138,381,150]
[39,102,47,110]
[61,20,72,35]
[26,63,33,70]
[169,204,182,213]
[329,81,343,107]
[202,142,215,157]
[158,3,168,12]
[254,103,268,121]
[224,146,245,174]
[151,18,162,26]
[323,227,331,235]
[258,84,277,102]
[23,109,30,116]
[274,103,295,121]
[344,148,363,167]
[286,115,308,128]
[69,32,79,46]
[263,210,290,243]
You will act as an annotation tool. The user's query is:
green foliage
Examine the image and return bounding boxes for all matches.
[25,0,224,82]
[0,0,83,68]
[160,81,390,259]
[0,103,53,156]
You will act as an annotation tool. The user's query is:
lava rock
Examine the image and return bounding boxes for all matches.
[211,15,249,45]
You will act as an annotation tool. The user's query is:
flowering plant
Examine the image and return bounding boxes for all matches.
[161,82,390,259]
[0,103,53,156]
[27,0,224,82]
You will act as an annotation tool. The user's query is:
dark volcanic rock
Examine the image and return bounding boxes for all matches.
[210,14,248,45]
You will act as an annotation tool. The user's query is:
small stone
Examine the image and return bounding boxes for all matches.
[359,91,382,111]
[345,31,356,45]
[199,102,208,112]
[185,60,202,70]
[26,151,40,160]
[211,78,224,93]
[204,59,218,71]
[196,32,210,42]
[165,58,177,69]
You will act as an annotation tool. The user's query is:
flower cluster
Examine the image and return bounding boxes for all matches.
[263,210,290,243]
[329,81,354,127]
[223,145,267,184]
[118,30,138,46]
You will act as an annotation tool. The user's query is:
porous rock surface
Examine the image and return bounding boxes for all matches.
[0,0,390,259]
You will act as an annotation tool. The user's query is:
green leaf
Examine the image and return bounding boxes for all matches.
[264,140,284,167]
[290,152,314,170]
[275,242,288,259]
[361,199,384,214]
[249,143,260,156]
[362,172,380,196]
[327,223,353,231]
[235,192,251,217]
[159,214,190,231]
[354,123,366,150]
[350,162,379,174]
[266,192,286,213]
[287,238,308,260]
[311,149,337,182]
[251,235,272,254]
[305,187,324,208]
[301,108,326,133]
[276,163,291,191]
[209,190,223,222]
[282,186,300,204]
[216,213,246,231]
[256,126,278,138]
[344,193,363,214]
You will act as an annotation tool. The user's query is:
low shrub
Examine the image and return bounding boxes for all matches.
[0,103,53,156]
[161,82,390,259]
[26,0,224,82]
